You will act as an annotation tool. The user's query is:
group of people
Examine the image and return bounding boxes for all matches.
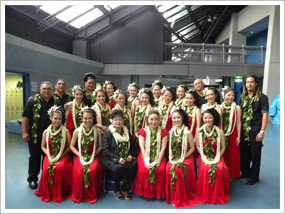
[21,73,269,208]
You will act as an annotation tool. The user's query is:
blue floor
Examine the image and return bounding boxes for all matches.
[3,123,282,212]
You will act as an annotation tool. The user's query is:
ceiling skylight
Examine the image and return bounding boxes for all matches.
[56,5,94,23]
[69,8,104,28]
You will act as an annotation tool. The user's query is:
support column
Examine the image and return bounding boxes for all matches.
[228,13,247,63]
[263,5,280,105]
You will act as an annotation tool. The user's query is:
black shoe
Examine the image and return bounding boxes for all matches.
[29,181,38,189]
[246,179,259,185]
[122,191,132,200]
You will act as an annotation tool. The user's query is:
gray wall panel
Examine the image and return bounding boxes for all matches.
[118,64,136,75]
[136,64,154,75]
[118,21,137,63]
[99,31,119,63]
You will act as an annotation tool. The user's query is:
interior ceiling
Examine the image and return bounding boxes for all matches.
[6,5,251,44]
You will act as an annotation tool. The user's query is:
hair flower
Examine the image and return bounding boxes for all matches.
[138,88,149,98]
[113,89,122,99]
[127,82,137,91]
[47,106,60,116]
[221,86,229,98]
[71,85,82,96]
[79,106,90,116]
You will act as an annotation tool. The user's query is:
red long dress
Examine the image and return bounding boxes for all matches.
[165,140,198,208]
[34,138,72,203]
[109,98,116,109]
[188,116,197,138]
[165,104,176,132]
[69,141,103,203]
[222,111,241,178]
[196,139,230,205]
[67,111,75,138]
[131,128,168,199]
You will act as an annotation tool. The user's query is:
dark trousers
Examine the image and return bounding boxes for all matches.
[110,160,137,192]
[240,130,263,181]
[27,135,45,183]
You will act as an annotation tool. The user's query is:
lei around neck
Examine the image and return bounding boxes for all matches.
[135,103,152,137]
[240,94,256,141]
[72,99,85,129]
[109,125,130,160]
[159,101,174,129]
[183,105,197,134]
[114,104,132,135]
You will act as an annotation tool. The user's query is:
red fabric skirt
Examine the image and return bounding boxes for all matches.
[68,154,103,203]
[165,155,199,208]
[131,152,166,199]
[196,155,230,205]
[34,154,72,203]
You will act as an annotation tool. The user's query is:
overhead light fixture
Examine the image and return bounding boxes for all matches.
[208,17,213,22]
[251,31,254,34]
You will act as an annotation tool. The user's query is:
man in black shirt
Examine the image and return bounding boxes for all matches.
[239,75,269,185]
[54,78,73,108]
[22,81,55,189]
[194,79,207,105]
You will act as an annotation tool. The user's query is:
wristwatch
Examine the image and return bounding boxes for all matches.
[260,131,265,135]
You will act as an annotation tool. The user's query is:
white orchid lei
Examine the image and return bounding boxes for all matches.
[91,102,111,129]
[144,126,162,184]
[168,125,188,190]
[109,125,130,160]
[158,101,174,129]
[46,124,66,187]
[77,123,98,189]
[134,103,152,137]
[72,99,85,129]
[198,124,221,186]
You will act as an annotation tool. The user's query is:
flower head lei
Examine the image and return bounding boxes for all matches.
[201,104,210,114]
[177,83,185,89]
[103,80,112,89]
[79,106,90,117]
[151,79,162,89]
[71,85,82,96]
[203,87,208,98]
[138,88,149,98]
[186,89,194,93]
[161,85,167,93]
[221,86,229,98]
[113,89,123,99]
[170,106,181,116]
[47,106,61,116]
[127,82,137,92]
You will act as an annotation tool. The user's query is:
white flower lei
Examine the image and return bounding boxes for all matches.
[91,102,111,126]
[128,96,139,118]
[159,101,174,129]
[175,98,185,107]
[183,105,197,134]
[135,103,152,137]
[114,104,133,135]
[72,99,84,129]
[154,96,164,107]
[144,126,162,169]
[199,125,221,165]
[201,102,220,113]
[46,124,66,163]
[221,101,237,136]
[169,125,188,165]
[109,125,130,150]
[77,123,98,166]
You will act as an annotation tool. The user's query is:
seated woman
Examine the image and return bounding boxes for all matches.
[101,109,138,200]
[165,108,198,208]
[69,108,103,203]
[35,106,72,203]
[195,108,230,205]
[131,110,168,199]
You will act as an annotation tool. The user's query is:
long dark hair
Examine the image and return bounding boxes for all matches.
[140,90,155,107]
[171,108,189,127]
[223,87,237,102]
[242,75,262,101]
[103,81,117,92]
[115,90,128,106]
[146,110,161,125]
[185,90,201,108]
[202,108,221,127]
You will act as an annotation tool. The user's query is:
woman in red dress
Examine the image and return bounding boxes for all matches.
[195,108,230,205]
[91,89,111,133]
[165,108,198,208]
[35,107,72,203]
[131,110,168,199]
[103,80,117,109]
[183,90,202,138]
[65,85,86,138]
[69,108,103,203]
[158,87,176,132]
[219,87,241,180]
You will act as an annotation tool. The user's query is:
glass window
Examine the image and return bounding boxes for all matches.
[69,8,104,28]
[39,5,67,15]
[156,5,177,13]
[167,9,188,23]
[56,5,94,23]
